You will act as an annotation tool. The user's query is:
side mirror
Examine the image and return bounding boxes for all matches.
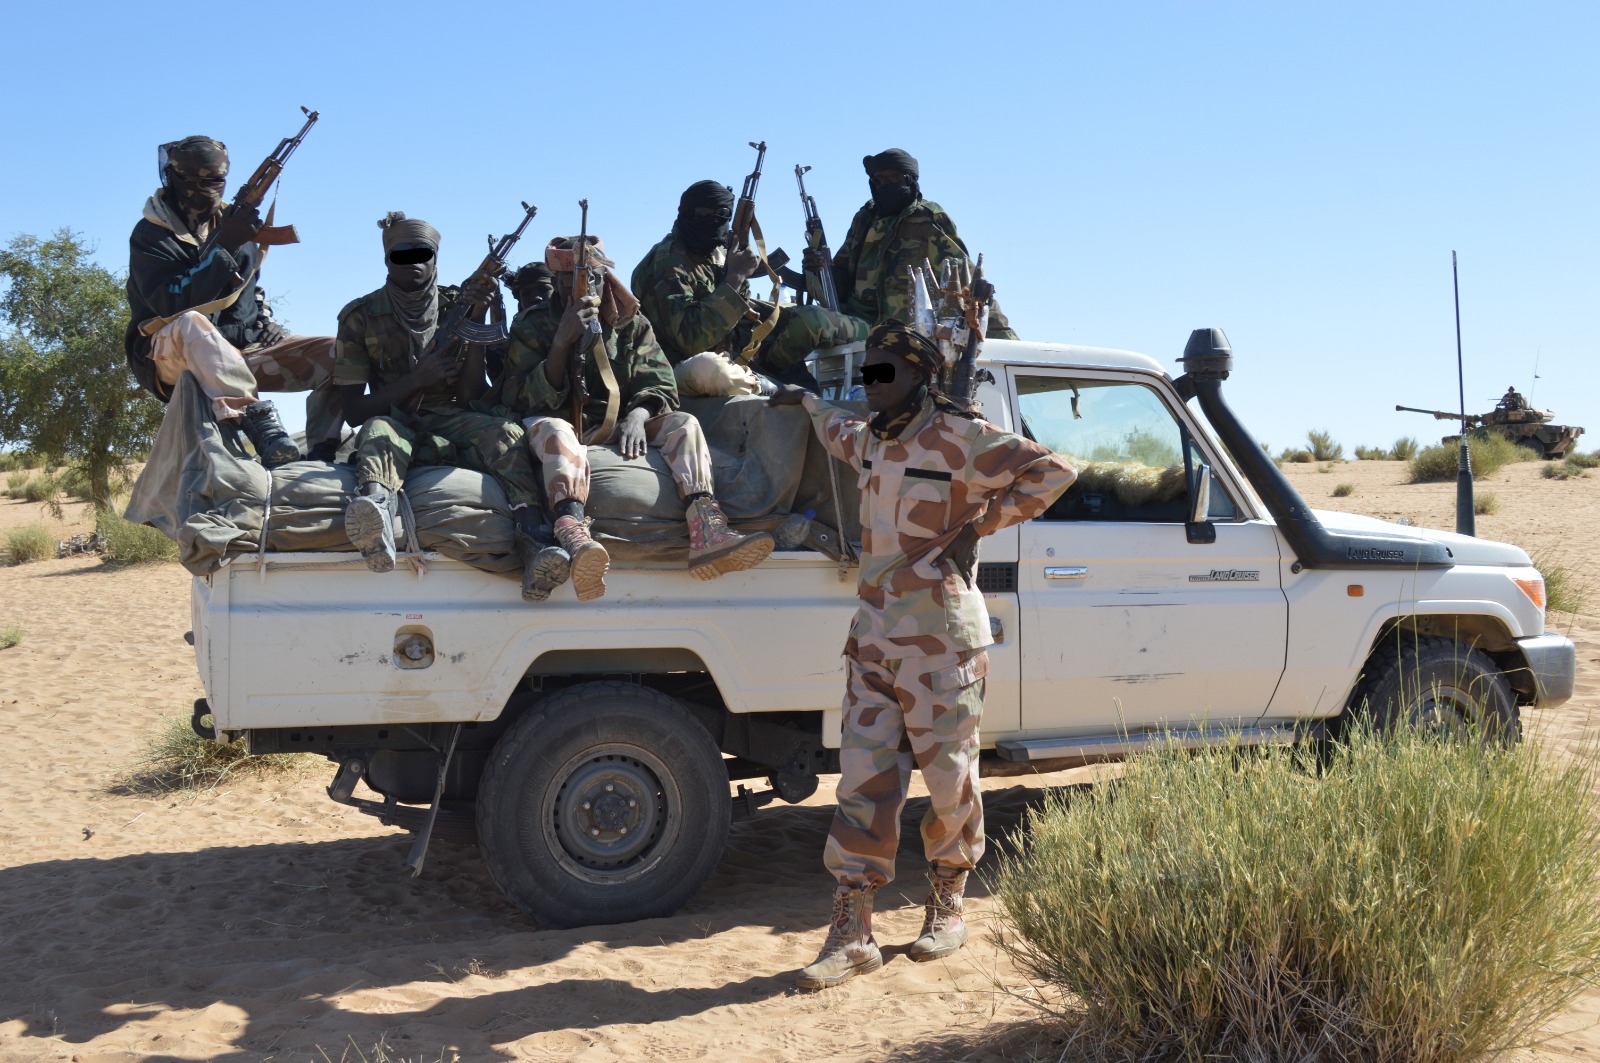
[1187,462,1216,544]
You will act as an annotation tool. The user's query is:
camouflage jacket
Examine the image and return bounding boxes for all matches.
[333,284,464,413]
[801,393,1074,660]
[494,299,678,426]
[629,227,755,365]
[831,199,1017,339]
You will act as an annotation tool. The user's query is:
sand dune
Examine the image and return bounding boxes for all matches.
[0,457,1595,1061]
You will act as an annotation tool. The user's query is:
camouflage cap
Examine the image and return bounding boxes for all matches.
[866,318,940,380]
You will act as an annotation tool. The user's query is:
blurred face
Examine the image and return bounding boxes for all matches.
[386,242,437,293]
[168,159,229,219]
[868,168,917,215]
[862,348,919,413]
[512,277,554,311]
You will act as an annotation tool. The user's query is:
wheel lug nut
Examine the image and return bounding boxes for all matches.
[619,827,628,835]
[604,784,615,792]
[627,799,636,808]
[590,828,600,836]
[581,801,591,810]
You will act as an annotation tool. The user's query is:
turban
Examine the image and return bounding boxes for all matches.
[678,180,735,214]
[511,262,554,286]
[377,211,440,253]
[545,235,639,327]
[862,148,919,179]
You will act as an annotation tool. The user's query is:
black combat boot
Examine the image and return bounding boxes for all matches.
[241,401,301,468]
[514,508,571,604]
[345,483,398,573]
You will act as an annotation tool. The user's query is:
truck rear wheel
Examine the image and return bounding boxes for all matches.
[476,680,731,928]
[1346,634,1519,743]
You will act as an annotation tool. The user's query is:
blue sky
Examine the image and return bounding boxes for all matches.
[2,1,1595,453]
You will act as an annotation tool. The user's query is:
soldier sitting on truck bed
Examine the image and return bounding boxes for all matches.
[630,180,866,391]
[832,149,1018,339]
[334,213,571,602]
[493,234,776,602]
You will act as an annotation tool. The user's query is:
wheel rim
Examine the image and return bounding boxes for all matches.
[1407,679,1483,735]
[540,743,681,884]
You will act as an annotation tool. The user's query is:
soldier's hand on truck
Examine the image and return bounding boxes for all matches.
[617,407,650,459]
[766,384,807,407]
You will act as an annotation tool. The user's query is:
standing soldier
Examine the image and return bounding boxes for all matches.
[498,233,775,601]
[768,320,1074,989]
[631,180,866,389]
[125,135,344,464]
[334,213,569,602]
[832,149,1019,339]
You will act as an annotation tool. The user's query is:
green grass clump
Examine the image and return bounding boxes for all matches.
[0,623,23,649]
[3,524,54,565]
[1409,432,1530,482]
[1353,445,1388,461]
[1331,482,1355,497]
[1391,435,1420,461]
[1279,449,1314,464]
[118,716,311,793]
[994,725,1600,1063]
[1306,428,1343,461]
[4,470,30,496]
[19,472,58,504]
[1542,459,1591,481]
[95,507,178,564]
[1474,490,1498,516]
[1534,550,1590,615]
[1562,449,1599,469]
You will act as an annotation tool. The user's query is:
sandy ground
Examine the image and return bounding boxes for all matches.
[0,457,1596,1062]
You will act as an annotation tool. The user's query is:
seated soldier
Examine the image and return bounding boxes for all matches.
[631,181,866,391]
[499,234,775,601]
[507,262,556,316]
[334,212,569,602]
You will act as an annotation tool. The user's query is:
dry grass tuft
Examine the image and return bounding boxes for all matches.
[4,523,54,565]
[19,472,58,504]
[96,507,178,565]
[317,1035,460,1063]
[1391,435,1421,461]
[1543,460,1591,481]
[1279,449,1314,464]
[1474,490,1499,516]
[0,623,23,649]
[1306,428,1343,461]
[1533,550,1591,615]
[1409,433,1530,482]
[1564,449,1600,469]
[1331,483,1355,497]
[993,725,1600,1063]
[115,716,312,794]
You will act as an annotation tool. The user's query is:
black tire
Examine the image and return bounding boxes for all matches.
[475,680,731,928]
[1345,634,1519,743]
[1516,438,1548,459]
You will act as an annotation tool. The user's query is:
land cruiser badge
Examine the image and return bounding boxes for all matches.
[1189,569,1260,583]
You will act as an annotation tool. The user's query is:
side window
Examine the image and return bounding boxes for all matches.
[1015,375,1236,523]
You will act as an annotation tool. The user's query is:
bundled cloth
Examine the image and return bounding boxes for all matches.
[673,352,764,398]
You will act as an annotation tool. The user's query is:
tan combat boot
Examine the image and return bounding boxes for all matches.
[553,514,610,602]
[685,496,773,581]
[907,867,969,962]
[796,885,882,990]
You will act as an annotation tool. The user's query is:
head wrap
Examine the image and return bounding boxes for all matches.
[862,148,919,180]
[865,318,976,438]
[160,136,228,182]
[545,235,639,328]
[511,262,554,286]
[678,180,735,214]
[378,211,441,254]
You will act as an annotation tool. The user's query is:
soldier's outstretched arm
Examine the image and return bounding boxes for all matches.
[767,388,868,468]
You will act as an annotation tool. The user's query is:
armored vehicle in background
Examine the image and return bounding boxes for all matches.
[1396,387,1585,459]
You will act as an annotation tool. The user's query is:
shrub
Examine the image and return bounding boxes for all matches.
[118,716,311,793]
[1534,550,1590,615]
[994,726,1600,1063]
[1409,433,1528,482]
[1331,482,1355,497]
[1565,449,1600,469]
[19,472,57,504]
[4,470,29,496]
[1353,445,1388,461]
[0,623,22,649]
[1390,435,1420,461]
[1543,460,1591,481]
[0,450,44,472]
[95,507,178,564]
[1474,490,1498,516]
[3,524,54,565]
[1305,428,1343,461]
[1278,449,1314,464]
[58,464,94,500]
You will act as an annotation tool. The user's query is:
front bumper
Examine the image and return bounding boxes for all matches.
[1513,634,1577,709]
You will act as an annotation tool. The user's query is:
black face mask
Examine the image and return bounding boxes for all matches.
[870,175,918,218]
[677,207,731,257]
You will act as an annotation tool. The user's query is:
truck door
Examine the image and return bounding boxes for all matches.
[1011,369,1288,734]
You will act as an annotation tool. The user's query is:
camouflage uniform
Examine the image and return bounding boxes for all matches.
[831,200,1018,339]
[800,392,1075,887]
[493,299,715,502]
[333,284,540,507]
[630,228,866,374]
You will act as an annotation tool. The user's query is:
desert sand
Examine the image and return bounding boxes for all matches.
[0,457,1596,1062]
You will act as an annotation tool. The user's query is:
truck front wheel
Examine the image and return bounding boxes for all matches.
[476,680,731,928]
[1346,634,1519,742]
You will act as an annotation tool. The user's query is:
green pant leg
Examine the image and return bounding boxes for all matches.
[353,415,416,490]
[759,304,869,373]
[417,409,541,509]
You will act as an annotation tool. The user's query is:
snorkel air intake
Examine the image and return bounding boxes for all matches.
[1173,328,1451,570]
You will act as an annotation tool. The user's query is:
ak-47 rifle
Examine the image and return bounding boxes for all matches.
[729,141,767,253]
[794,165,839,310]
[421,201,538,359]
[569,199,601,437]
[200,105,319,256]
[725,142,783,363]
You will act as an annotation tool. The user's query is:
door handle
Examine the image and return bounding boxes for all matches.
[1044,566,1089,580]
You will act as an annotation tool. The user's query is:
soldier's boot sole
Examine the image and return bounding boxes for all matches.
[688,531,775,582]
[345,497,396,574]
[796,946,883,991]
[521,545,571,604]
[907,920,969,963]
[568,540,610,602]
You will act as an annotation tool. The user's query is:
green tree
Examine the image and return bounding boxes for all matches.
[0,230,163,508]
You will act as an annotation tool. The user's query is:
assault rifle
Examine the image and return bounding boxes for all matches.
[793,164,839,309]
[569,199,601,437]
[422,201,538,357]
[729,141,767,252]
[199,105,319,257]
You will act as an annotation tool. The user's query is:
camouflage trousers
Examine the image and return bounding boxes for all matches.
[353,408,540,509]
[150,311,344,444]
[522,410,715,505]
[824,648,989,889]
[753,303,867,375]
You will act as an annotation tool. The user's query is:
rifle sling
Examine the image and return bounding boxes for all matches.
[736,212,782,365]
[581,333,623,446]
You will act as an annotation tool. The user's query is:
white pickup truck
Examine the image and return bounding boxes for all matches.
[189,328,1576,928]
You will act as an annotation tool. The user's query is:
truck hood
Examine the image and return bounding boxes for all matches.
[1310,509,1530,566]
